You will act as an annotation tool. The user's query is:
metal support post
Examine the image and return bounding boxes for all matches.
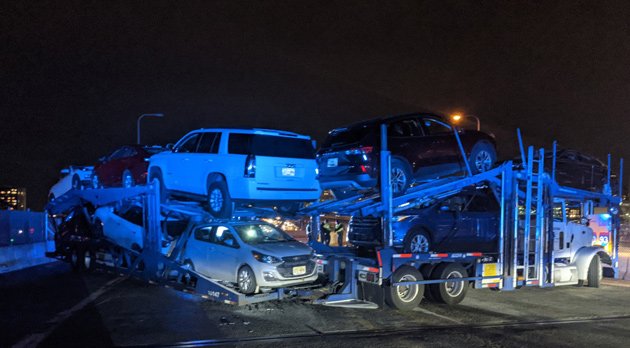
[536,148,545,285]
[522,146,535,283]
[380,124,393,247]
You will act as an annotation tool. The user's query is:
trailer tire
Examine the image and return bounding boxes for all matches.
[587,255,602,288]
[237,265,257,295]
[384,266,424,310]
[429,263,469,305]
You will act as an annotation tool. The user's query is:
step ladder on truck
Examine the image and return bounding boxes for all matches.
[305,125,623,310]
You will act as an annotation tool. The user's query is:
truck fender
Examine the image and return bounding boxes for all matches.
[572,246,611,281]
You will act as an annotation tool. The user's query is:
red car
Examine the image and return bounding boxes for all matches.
[92,145,165,188]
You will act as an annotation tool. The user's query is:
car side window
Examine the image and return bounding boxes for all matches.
[228,133,252,154]
[464,193,497,212]
[214,226,239,248]
[197,132,221,154]
[421,118,452,135]
[175,133,201,153]
[387,119,419,137]
[194,226,215,243]
[109,148,127,160]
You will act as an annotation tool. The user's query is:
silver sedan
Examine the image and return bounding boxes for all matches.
[180,221,318,294]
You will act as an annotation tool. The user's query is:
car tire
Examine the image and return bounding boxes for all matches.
[207,180,233,218]
[149,169,168,203]
[469,142,496,174]
[390,158,412,195]
[122,170,135,188]
[428,263,469,305]
[69,247,83,272]
[237,265,257,295]
[71,174,82,190]
[586,255,602,288]
[384,265,424,310]
[403,229,431,253]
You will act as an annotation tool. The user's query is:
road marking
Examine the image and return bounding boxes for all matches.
[413,307,464,324]
[13,276,125,348]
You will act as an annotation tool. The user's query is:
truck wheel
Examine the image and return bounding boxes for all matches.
[384,266,424,310]
[587,255,602,288]
[238,265,258,295]
[207,180,233,218]
[469,142,496,174]
[429,263,469,305]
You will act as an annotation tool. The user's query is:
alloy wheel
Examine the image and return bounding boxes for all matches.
[474,150,493,172]
[410,234,429,253]
[238,268,253,291]
[391,167,407,193]
[209,188,224,212]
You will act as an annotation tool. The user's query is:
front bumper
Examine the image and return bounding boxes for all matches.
[253,261,319,288]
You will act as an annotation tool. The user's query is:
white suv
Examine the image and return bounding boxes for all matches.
[148,128,321,217]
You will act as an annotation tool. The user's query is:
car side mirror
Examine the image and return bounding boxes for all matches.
[60,169,70,175]
[166,143,174,151]
[224,238,237,248]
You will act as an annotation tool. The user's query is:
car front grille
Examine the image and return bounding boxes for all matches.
[349,216,383,244]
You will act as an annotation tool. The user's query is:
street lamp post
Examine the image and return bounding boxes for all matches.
[137,113,164,144]
[451,114,480,131]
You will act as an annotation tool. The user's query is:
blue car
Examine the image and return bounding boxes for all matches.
[349,188,499,253]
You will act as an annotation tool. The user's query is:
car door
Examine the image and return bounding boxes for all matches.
[460,192,500,249]
[169,133,201,191]
[208,225,241,282]
[190,132,221,195]
[418,118,462,178]
[386,117,433,179]
[185,226,217,278]
[429,197,461,249]
[98,147,125,186]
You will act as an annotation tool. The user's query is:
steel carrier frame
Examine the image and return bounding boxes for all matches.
[46,125,623,309]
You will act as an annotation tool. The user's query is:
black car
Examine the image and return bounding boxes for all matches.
[317,113,497,196]
[546,148,609,191]
[349,188,499,253]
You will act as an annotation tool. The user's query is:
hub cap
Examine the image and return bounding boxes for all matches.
[238,269,253,291]
[410,234,429,253]
[391,167,407,193]
[209,188,224,212]
[396,274,419,303]
[474,150,493,172]
[445,270,465,297]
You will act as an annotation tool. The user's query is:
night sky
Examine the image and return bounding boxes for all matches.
[2,1,629,210]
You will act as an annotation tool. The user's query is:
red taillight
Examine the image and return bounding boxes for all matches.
[344,146,374,155]
[244,154,256,178]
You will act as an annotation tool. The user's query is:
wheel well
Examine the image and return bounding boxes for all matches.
[598,251,612,265]
[391,156,413,175]
[404,226,433,243]
[207,173,227,188]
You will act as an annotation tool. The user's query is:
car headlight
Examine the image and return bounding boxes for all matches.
[252,251,282,264]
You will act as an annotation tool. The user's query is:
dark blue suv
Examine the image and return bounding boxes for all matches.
[349,188,499,253]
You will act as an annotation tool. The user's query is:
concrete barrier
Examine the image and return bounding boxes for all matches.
[0,241,56,274]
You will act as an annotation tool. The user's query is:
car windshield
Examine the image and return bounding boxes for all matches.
[233,224,295,244]
[321,124,375,149]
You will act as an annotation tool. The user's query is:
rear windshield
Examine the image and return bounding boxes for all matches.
[321,124,375,149]
[228,134,315,159]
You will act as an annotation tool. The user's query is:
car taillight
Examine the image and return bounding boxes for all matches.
[344,146,373,155]
[244,154,256,178]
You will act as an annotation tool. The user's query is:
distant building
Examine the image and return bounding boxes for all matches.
[0,187,27,210]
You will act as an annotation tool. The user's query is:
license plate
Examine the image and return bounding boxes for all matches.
[292,265,306,275]
[282,167,296,176]
[327,158,338,167]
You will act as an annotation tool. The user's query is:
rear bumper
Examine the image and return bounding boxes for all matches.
[230,179,322,201]
[317,173,377,190]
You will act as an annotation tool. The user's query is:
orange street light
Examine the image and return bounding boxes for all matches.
[451,114,480,131]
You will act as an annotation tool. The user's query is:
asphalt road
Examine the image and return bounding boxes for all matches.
[2,261,630,347]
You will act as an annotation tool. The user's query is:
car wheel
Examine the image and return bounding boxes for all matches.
[384,265,424,310]
[428,263,469,305]
[69,247,83,272]
[71,174,82,190]
[207,180,233,218]
[237,265,257,295]
[390,158,412,195]
[403,229,431,253]
[91,174,101,189]
[586,255,602,288]
[469,142,496,174]
[149,169,168,203]
[122,170,135,188]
